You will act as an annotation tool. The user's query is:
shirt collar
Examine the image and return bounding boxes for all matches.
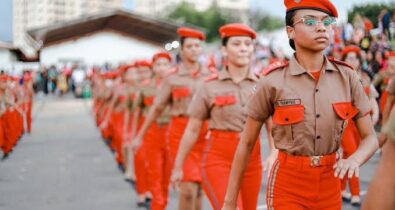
[218,68,258,82]
[289,54,338,76]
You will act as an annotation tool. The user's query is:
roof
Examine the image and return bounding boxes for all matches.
[0,41,16,50]
[27,9,182,47]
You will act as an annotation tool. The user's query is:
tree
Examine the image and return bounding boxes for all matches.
[167,2,227,42]
[348,3,395,27]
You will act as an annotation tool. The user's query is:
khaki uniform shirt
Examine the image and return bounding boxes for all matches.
[248,56,371,156]
[188,69,258,132]
[134,78,171,124]
[154,64,210,117]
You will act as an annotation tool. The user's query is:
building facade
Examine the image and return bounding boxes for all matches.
[13,0,123,55]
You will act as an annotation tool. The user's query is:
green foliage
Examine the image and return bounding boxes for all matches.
[167,2,284,42]
[167,2,227,42]
[348,3,395,27]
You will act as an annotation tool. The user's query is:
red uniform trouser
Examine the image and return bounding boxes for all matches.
[145,123,170,210]
[380,91,389,113]
[134,117,150,195]
[168,117,207,183]
[1,110,12,153]
[341,121,361,196]
[110,111,125,164]
[100,107,112,140]
[0,117,5,152]
[202,130,262,210]
[267,152,341,210]
[26,101,33,133]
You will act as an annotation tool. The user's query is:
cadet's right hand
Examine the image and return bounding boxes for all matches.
[170,167,183,191]
[130,136,143,153]
[99,121,108,129]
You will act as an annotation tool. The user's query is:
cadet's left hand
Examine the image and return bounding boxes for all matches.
[264,149,278,179]
[333,157,361,179]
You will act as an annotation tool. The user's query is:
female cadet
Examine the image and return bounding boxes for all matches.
[373,52,395,114]
[222,1,379,210]
[131,27,210,210]
[100,65,137,171]
[171,23,273,210]
[129,53,173,210]
[340,45,379,205]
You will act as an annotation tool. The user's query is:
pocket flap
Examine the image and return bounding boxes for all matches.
[144,96,155,106]
[215,95,237,106]
[332,102,359,120]
[172,87,191,99]
[273,105,304,125]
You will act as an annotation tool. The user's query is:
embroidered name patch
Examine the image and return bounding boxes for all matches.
[275,99,302,107]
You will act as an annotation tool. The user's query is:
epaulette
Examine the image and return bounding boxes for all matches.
[204,73,219,82]
[329,57,354,70]
[262,61,289,76]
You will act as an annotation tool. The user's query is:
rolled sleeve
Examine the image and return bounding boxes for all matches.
[153,77,172,110]
[187,84,210,120]
[387,78,395,95]
[247,77,274,122]
[350,71,372,119]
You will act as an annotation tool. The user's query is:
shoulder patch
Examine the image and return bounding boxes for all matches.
[204,73,219,82]
[262,61,289,76]
[329,58,354,70]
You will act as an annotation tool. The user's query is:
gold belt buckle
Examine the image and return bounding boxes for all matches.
[310,156,322,167]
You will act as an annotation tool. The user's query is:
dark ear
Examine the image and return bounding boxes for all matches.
[289,39,296,51]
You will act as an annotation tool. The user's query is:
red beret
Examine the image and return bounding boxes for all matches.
[152,52,172,63]
[389,51,395,58]
[219,23,257,39]
[284,0,338,17]
[103,71,119,79]
[135,60,152,68]
[342,45,361,57]
[177,27,206,41]
[0,75,9,82]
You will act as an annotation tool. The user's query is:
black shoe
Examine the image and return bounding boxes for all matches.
[137,201,146,208]
[1,153,9,161]
[117,164,125,173]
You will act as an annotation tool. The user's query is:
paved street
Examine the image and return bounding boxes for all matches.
[0,95,380,210]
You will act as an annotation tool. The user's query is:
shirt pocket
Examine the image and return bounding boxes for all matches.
[214,95,237,106]
[172,86,191,100]
[144,96,155,106]
[332,102,360,143]
[272,105,305,145]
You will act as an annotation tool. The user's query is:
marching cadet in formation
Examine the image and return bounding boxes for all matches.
[129,52,173,210]
[373,52,395,115]
[0,73,33,160]
[131,27,210,210]
[221,0,378,209]
[171,23,273,210]
[340,45,380,206]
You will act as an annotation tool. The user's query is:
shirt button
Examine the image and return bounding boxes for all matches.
[317,136,321,139]
[315,89,319,92]
[316,114,320,118]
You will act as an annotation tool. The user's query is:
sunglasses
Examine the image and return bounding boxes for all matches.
[293,16,337,27]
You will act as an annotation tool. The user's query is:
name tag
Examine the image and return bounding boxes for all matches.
[275,99,302,107]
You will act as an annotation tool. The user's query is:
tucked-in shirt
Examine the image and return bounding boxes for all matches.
[248,55,371,156]
[187,69,258,132]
